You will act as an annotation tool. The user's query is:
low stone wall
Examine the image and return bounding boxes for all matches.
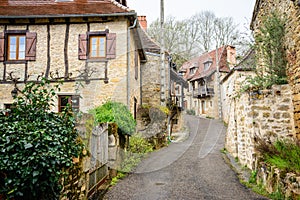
[257,163,300,199]
[225,84,295,170]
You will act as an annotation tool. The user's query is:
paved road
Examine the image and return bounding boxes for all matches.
[104,115,268,200]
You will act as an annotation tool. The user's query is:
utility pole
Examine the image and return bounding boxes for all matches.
[160,0,166,106]
[215,46,223,120]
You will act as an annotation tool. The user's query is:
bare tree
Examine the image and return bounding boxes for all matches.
[147,11,249,68]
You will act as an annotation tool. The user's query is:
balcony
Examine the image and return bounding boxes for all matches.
[193,87,214,98]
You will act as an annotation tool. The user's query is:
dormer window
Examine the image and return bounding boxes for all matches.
[190,67,196,75]
[203,59,212,71]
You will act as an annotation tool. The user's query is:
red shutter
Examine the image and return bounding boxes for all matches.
[0,32,4,61]
[106,33,116,59]
[25,32,37,61]
[78,34,87,60]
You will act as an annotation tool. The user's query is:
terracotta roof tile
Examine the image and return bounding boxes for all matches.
[0,0,133,17]
[180,46,231,81]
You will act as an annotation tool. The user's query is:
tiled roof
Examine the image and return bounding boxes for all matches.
[180,46,230,81]
[138,26,161,54]
[0,0,133,17]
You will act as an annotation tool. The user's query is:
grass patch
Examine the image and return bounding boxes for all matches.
[256,138,300,173]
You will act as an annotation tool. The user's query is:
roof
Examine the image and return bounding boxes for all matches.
[221,48,255,84]
[180,46,231,82]
[250,0,262,30]
[0,0,134,18]
[138,26,161,54]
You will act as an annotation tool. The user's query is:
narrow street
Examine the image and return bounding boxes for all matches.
[104,115,268,200]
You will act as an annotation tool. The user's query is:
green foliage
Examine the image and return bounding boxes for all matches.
[0,79,84,200]
[241,11,287,92]
[129,135,154,154]
[257,138,300,173]
[186,109,196,115]
[249,170,257,184]
[91,101,136,135]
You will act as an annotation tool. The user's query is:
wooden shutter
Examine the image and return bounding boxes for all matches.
[78,34,87,60]
[25,32,37,61]
[106,33,116,59]
[0,32,5,61]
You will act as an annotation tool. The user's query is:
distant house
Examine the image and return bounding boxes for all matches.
[137,16,187,110]
[180,46,236,119]
[220,49,255,124]
[0,0,146,117]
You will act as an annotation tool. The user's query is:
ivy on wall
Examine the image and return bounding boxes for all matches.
[0,79,85,200]
[242,11,287,92]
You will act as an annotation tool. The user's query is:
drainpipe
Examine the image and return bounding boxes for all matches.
[127,18,137,109]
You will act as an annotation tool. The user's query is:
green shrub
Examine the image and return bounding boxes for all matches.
[129,135,154,154]
[91,101,136,135]
[186,109,195,115]
[257,138,300,173]
[0,79,84,200]
[241,10,287,92]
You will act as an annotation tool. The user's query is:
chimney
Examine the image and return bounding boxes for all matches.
[138,16,148,30]
[115,0,127,7]
[226,46,236,70]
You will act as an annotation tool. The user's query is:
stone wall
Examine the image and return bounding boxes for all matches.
[251,0,300,138]
[257,163,300,199]
[0,17,141,114]
[141,53,169,107]
[225,84,295,170]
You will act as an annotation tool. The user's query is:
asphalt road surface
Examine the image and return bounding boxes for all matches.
[104,115,268,200]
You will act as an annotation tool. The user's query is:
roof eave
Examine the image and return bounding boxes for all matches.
[0,12,136,19]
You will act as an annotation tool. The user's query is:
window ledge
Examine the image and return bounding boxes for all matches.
[4,60,27,64]
[87,58,108,63]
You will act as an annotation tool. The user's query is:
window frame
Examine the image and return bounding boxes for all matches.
[0,30,37,63]
[58,95,80,113]
[87,31,108,60]
[7,34,26,61]
[89,35,106,59]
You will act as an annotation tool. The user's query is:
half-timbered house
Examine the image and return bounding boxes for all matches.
[0,0,145,115]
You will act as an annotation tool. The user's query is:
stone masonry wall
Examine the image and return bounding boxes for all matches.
[251,0,300,138]
[0,17,141,114]
[226,84,295,170]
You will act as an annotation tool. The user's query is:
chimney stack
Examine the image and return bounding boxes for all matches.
[138,16,148,30]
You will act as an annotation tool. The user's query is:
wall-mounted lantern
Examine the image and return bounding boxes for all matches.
[11,88,18,98]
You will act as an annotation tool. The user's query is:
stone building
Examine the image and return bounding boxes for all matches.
[179,46,236,119]
[0,0,145,117]
[251,0,300,139]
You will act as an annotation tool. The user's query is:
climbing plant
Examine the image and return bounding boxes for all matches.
[91,101,136,135]
[0,79,85,200]
[242,11,287,92]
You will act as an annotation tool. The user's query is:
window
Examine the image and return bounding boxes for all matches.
[8,35,26,60]
[4,104,14,116]
[204,61,212,71]
[78,31,116,60]
[89,35,106,58]
[0,31,37,62]
[58,95,80,112]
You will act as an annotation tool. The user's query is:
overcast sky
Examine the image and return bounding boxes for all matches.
[127,0,256,31]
